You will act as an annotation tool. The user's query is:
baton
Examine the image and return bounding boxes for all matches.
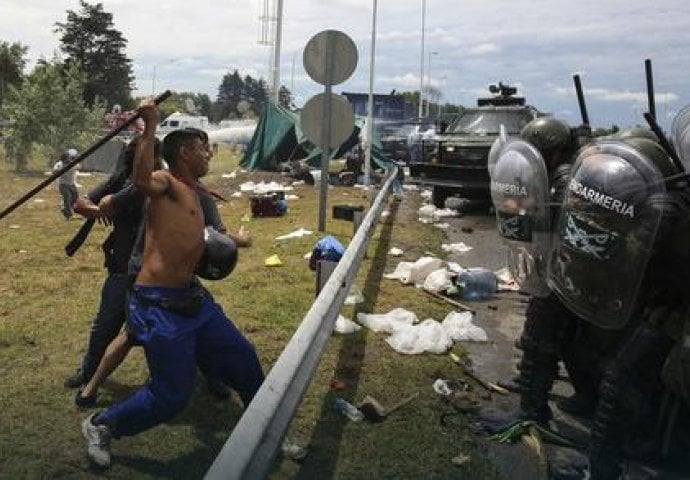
[0,90,172,222]
[573,74,590,126]
[643,112,685,174]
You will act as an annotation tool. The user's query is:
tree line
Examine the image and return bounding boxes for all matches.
[0,1,291,171]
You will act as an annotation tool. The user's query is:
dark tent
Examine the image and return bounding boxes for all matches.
[240,101,394,172]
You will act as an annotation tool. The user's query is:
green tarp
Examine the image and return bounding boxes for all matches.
[240,101,394,172]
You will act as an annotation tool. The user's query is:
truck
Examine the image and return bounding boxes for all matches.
[409,82,542,208]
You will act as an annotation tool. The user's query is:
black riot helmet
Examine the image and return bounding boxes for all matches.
[195,227,238,281]
[520,116,571,162]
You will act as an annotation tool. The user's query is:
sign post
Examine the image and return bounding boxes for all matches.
[301,30,358,231]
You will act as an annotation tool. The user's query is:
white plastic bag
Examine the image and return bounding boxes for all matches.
[385,319,453,354]
[422,268,454,293]
[334,315,362,334]
[441,311,488,342]
[356,308,418,333]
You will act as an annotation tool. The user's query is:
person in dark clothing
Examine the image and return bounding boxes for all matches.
[64,137,161,390]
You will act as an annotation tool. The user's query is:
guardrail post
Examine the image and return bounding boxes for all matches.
[315,260,338,296]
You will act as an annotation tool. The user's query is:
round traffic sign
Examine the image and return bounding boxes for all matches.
[301,93,355,149]
[303,30,358,86]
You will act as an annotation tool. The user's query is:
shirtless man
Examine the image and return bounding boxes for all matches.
[81,99,264,468]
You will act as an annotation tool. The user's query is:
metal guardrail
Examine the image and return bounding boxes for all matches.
[205,168,398,480]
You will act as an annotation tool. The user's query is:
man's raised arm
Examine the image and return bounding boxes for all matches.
[133,99,168,197]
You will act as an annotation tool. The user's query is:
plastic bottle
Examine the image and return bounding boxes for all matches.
[455,267,497,300]
[332,397,364,422]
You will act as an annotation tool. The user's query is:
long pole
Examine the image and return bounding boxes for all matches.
[426,51,437,117]
[364,0,378,188]
[0,90,172,222]
[272,0,284,103]
[418,0,426,118]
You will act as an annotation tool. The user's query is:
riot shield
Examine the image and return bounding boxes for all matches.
[547,140,665,329]
[490,139,551,297]
[671,104,690,170]
[487,124,509,178]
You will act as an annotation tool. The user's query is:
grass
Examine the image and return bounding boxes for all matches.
[0,145,499,479]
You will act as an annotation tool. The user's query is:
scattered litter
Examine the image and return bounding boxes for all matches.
[231,191,242,198]
[344,286,364,305]
[285,194,299,200]
[17,249,27,254]
[441,311,488,342]
[418,204,437,218]
[435,208,459,218]
[423,268,454,293]
[403,184,419,191]
[388,247,404,256]
[241,214,250,222]
[33,198,45,203]
[385,319,453,354]
[421,189,432,200]
[434,222,450,229]
[495,267,520,291]
[446,262,463,273]
[381,210,390,218]
[76,172,92,177]
[275,227,313,240]
[239,180,292,194]
[309,235,345,270]
[359,392,418,422]
[442,242,473,254]
[221,170,237,179]
[384,256,444,285]
[291,180,306,186]
[334,315,361,334]
[281,440,308,461]
[433,378,454,396]
[418,216,435,224]
[356,308,418,333]
[451,453,471,467]
[264,254,283,267]
[9,225,20,229]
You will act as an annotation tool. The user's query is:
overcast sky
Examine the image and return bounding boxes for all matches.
[2,0,689,129]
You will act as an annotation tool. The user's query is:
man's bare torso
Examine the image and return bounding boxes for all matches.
[136,172,205,287]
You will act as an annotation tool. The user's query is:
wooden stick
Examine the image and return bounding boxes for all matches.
[423,288,475,313]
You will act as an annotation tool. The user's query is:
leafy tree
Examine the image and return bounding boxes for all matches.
[55,1,133,109]
[0,41,28,111]
[2,58,105,171]
[212,70,274,121]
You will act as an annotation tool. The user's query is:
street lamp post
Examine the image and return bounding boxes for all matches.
[151,58,179,95]
[418,0,426,119]
[426,51,438,117]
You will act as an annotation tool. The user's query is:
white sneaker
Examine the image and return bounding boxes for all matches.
[81,413,112,468]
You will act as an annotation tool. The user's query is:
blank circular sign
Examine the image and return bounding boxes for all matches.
[301,93,355,149]
[303,30,358,86]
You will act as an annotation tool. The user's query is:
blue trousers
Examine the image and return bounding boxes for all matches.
[97,284,264,438]
[80,273,130,381]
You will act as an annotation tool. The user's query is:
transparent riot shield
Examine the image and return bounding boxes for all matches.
[490,139,551,297]
[547,140,665,329]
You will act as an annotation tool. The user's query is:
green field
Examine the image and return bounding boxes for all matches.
[0,145,499,479]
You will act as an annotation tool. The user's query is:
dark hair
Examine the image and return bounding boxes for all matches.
[162,128,206,166]
[123,135,161,175]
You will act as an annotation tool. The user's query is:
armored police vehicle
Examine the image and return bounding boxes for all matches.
[409,83,542,207]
